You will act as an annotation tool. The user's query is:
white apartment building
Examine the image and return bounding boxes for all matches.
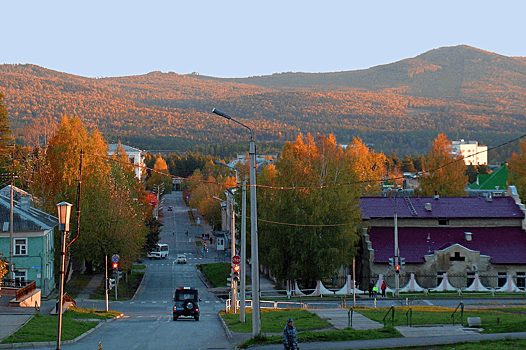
[108,144,145,179]
[450,139,488,165]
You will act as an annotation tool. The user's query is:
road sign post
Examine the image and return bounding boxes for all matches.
[232,255,241,265]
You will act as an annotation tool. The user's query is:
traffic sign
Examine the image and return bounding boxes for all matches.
[232,255,241,265]
[111,254,120,263]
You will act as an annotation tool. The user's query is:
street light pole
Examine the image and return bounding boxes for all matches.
[212,108,260,335]
[56,202,72,350]
[393,188,401,298]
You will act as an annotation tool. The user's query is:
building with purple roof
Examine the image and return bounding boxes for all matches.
[358,186,526,290]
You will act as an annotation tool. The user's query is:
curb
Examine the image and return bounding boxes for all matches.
[218,312,234,341]
[130,269,147,302]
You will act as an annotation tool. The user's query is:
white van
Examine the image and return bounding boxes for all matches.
[148,243,169,259]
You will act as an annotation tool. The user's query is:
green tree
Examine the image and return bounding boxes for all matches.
[508,139,526,200]
[258,134,362,288]
[418,134,468,197]
[29,117,149,275]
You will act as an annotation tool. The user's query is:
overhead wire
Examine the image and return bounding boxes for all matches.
[84,133,526,227]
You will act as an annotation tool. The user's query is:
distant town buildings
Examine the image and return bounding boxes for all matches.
[108,144,145,179]
[451,139,488,166]
[227,154,278,169]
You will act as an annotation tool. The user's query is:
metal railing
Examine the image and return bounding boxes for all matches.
[405,307,412,327]
[348,307,354,328]
[451,301,464,325]
[383,306,395,327]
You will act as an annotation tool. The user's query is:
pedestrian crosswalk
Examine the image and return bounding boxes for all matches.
[127,300,222,305]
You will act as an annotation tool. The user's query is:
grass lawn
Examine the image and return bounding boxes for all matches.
[199,262,231,287]
[382,338,526,349]
[90,271,144,301]
[1,307,121,344]
[221,308,402,348]
[357,306,526,333]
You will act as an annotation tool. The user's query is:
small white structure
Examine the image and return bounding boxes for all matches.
[450,139,488,166]
[108,144,145,179]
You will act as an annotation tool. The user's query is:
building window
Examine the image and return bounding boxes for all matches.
[450,252,465,262]
[517,272,526,289]
[14,238,27,255]
[438,219,450,226]
[14,270,27,286]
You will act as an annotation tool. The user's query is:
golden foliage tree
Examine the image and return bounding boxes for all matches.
[418,134,468,197]
[258,134,362,287]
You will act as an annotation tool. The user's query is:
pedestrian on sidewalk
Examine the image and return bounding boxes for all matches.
[372,285,378,298]
[368,280,375,298]
[282,317,298,350]
[381,281,387,298]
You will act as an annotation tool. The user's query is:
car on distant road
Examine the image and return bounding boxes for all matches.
[176,254,187,264]
[173,287,200,321]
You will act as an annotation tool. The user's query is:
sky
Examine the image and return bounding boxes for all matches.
[2,0,525,78]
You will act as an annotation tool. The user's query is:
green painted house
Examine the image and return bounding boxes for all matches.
[0,186,58,297]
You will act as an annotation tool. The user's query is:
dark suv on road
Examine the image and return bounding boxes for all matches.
[173,287,200,321]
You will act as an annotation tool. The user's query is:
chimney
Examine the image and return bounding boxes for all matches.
[21,195,31,211]
[425,203,432,211]
[434,190,439,200]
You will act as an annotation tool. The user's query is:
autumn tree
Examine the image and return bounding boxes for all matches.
[508,139,526,200]
[344,137,391,195]
[258,134,362,288]
[146,154,172,194]
[29,117,149,274]
[0,92,13,170]
[417,134,468,197]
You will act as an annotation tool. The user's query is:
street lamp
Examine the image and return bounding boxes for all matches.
[212,108,260,335]
[56,201,72,350]
[215,160,247,323]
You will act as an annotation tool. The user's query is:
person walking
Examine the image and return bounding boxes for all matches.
[381,281,387,298]
[372,284,378,298]
[368,280,375,298]
[282,317,298,350]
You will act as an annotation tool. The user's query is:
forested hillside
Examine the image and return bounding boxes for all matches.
[1,45,525,160]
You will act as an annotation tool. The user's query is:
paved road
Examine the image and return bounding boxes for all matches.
[30,191,235,350]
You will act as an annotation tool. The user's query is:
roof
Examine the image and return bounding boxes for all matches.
[0,194,57,232]
[108,143,143,154]
[360,196,524,219]
[469,165,508,190]
[368,226,526,264]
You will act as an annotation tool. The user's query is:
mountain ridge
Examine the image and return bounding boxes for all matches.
[0,45,525,158]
